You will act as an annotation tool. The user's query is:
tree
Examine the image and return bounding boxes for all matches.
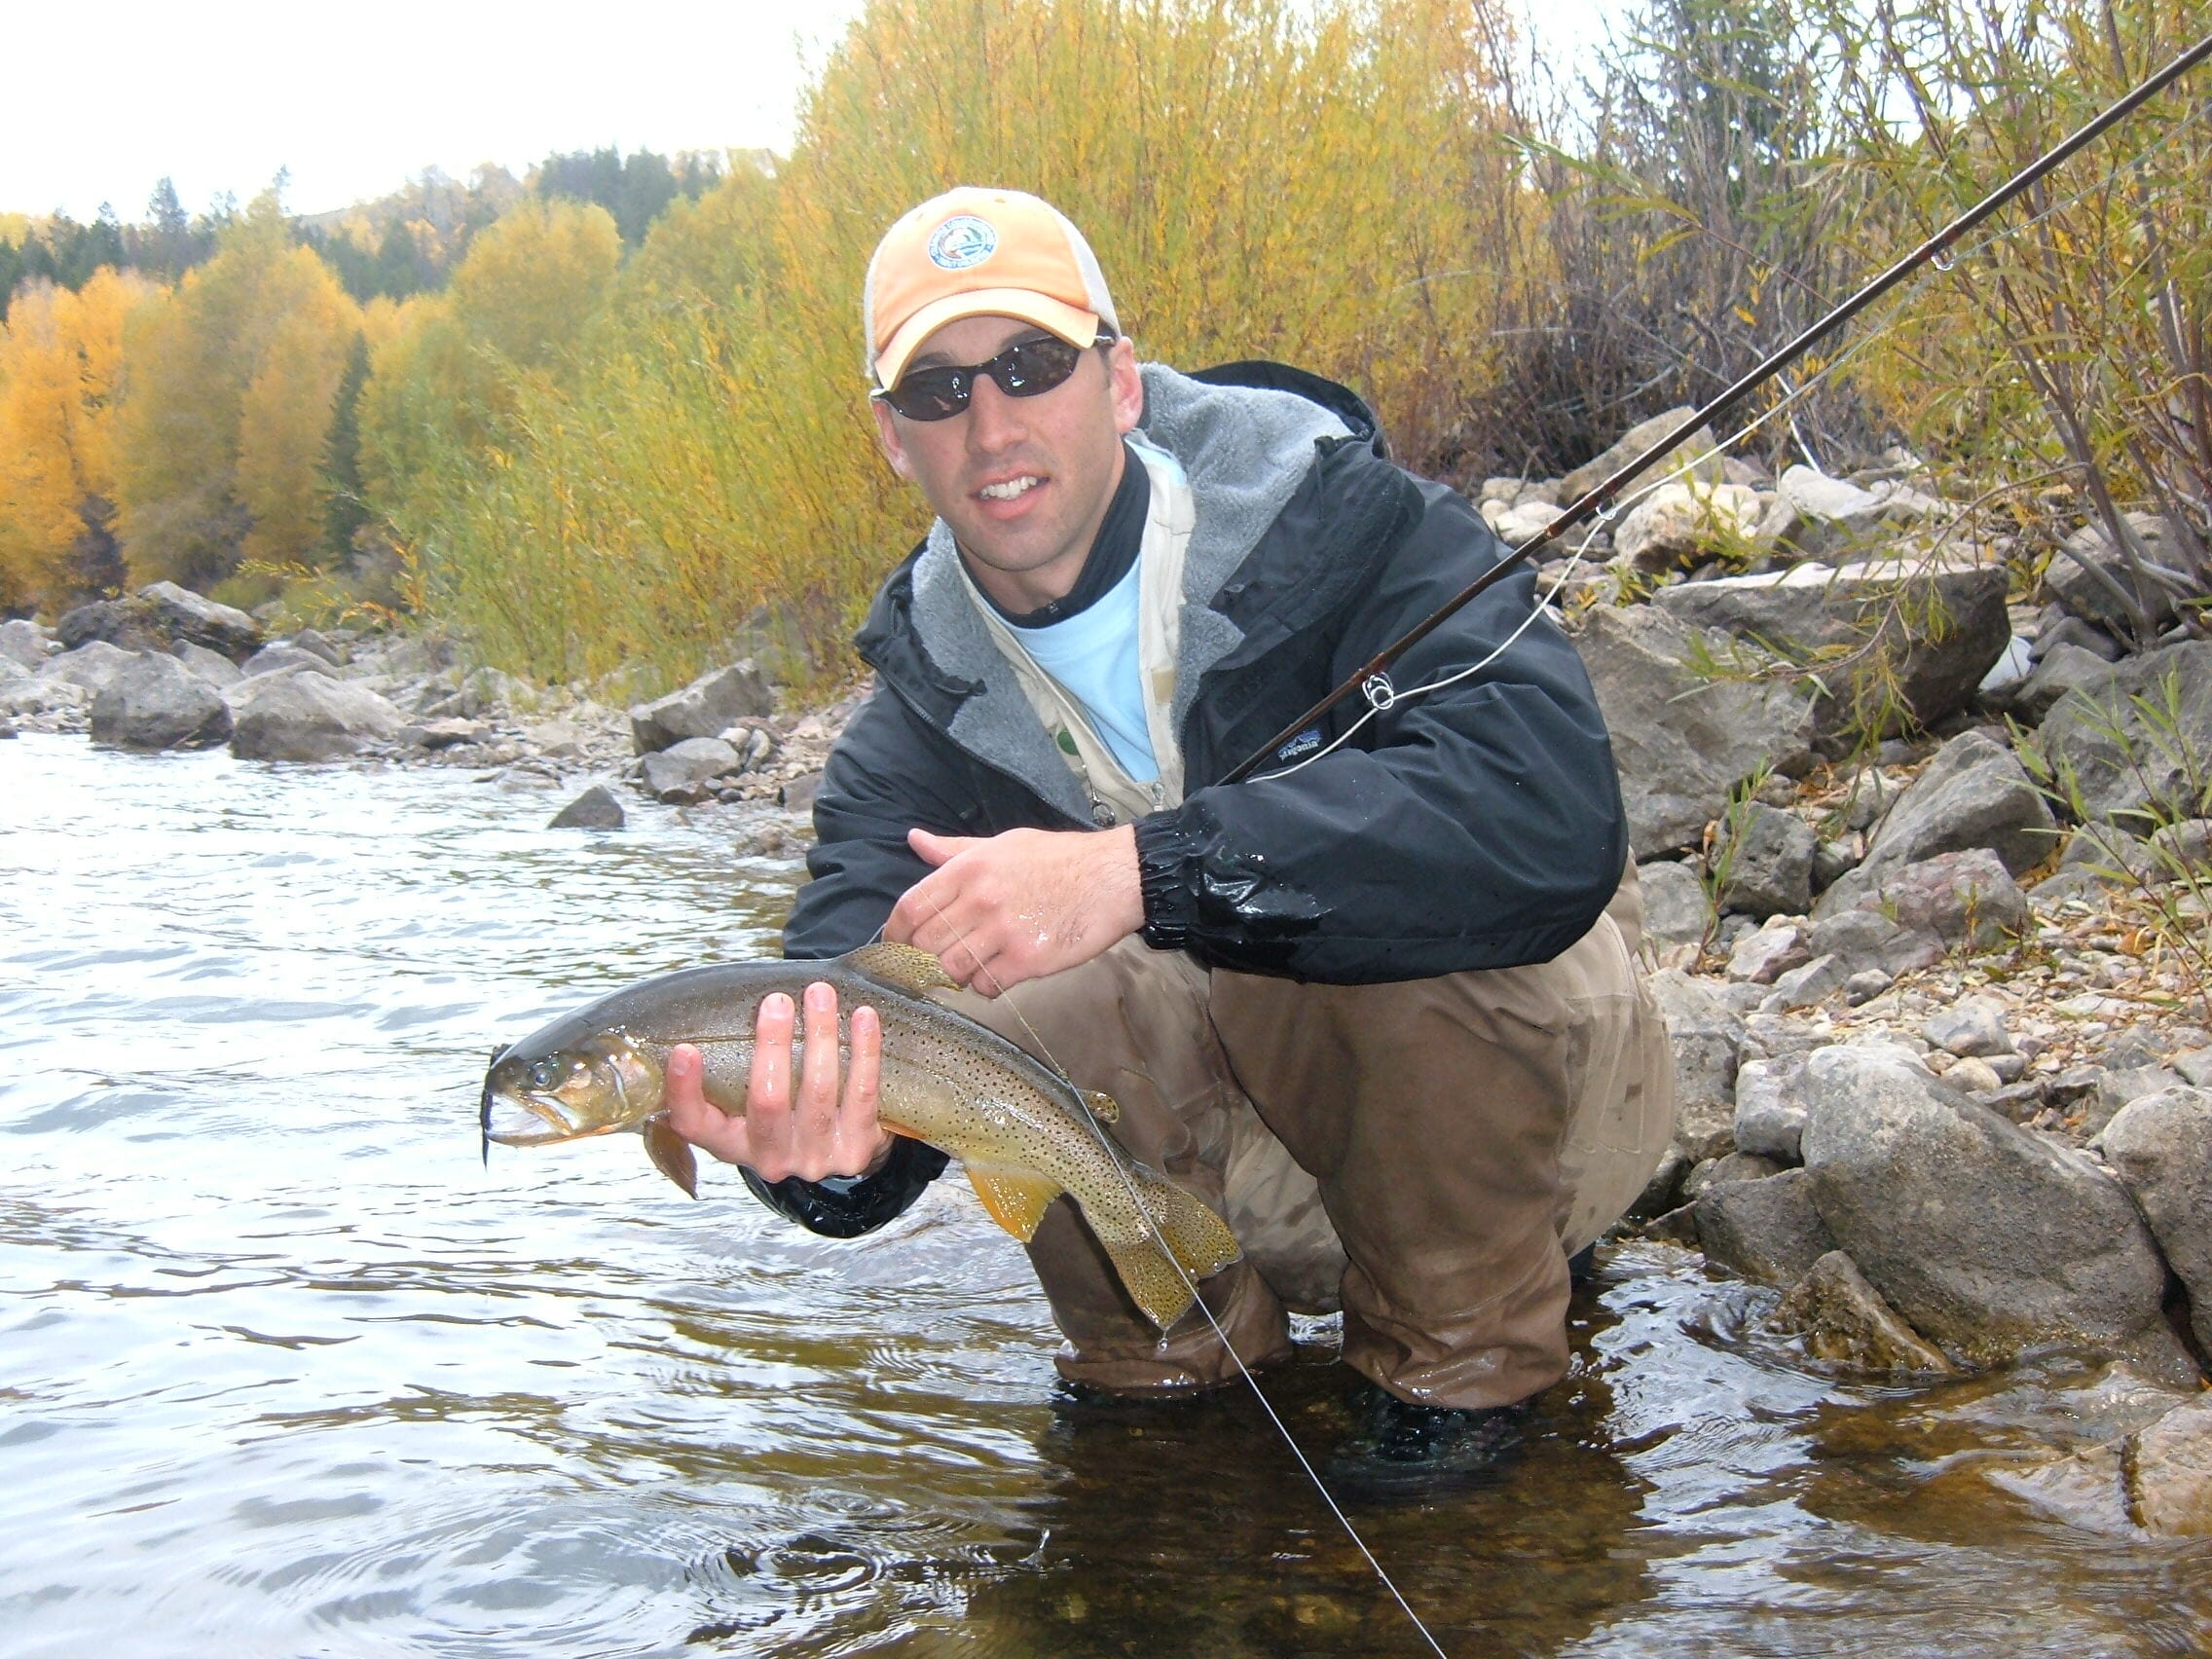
[322,331,372,557]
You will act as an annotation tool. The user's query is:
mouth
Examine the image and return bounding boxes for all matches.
[973,473,1047,516]
[483,1090,588,1146]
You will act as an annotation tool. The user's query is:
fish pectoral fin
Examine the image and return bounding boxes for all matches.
[1079,1088,1121,1124]
[965,1165,1063,1242]
[842,942,961,996]
[644,1116,700,1199]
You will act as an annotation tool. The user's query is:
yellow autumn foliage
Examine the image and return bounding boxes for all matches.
[0,268,159,612]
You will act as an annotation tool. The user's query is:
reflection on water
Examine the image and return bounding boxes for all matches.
[2,732,2207,1658]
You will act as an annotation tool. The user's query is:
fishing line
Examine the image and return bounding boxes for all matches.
[914,890,1455,1659]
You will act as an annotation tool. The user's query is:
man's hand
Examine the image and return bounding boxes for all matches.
[663,981,894,1183]
[886,824,1144,996]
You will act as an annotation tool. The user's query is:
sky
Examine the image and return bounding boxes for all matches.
[4,0,1620,224]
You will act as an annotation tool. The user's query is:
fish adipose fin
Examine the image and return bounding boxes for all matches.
[1100,1167,1244,1332]
[1080,1088,1122,1124]
[645,1116,699,1198]
[843,942,961,996]
[966,1165,1062,1241]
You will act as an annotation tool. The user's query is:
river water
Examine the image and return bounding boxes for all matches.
[3,731,2207,1658]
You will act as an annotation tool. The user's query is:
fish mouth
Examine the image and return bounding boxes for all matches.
[483,1089,598,1146]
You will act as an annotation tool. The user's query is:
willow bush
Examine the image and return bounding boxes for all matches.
[380,0,1549,688]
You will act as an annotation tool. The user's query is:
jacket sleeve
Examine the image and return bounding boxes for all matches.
[1134,479,1627,983]
[758,682,977,1238]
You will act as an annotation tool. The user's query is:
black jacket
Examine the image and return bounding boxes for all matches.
[749,360,1626,1233]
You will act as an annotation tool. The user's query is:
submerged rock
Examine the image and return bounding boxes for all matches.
[1991,1393,2212,1538]
[548,784,626,830]
[1766,1249,1958,1375]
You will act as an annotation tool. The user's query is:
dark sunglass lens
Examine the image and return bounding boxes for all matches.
[889,367,970,422]
[998,338,1082,396]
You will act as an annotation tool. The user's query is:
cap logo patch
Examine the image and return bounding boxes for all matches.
[927,215,998,271]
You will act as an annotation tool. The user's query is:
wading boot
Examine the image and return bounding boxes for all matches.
[1326,1379,1529,1498]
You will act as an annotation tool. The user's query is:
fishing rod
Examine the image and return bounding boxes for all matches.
[1222,25,2212,786]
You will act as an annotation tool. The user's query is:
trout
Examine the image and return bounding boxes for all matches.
[480,942,1240,1330]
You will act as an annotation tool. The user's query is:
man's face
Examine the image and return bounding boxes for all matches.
[871,313,1144,614]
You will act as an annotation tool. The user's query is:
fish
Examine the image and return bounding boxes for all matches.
[480,941,1241,1331]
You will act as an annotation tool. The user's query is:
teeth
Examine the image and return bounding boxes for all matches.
[978,476,1042,500]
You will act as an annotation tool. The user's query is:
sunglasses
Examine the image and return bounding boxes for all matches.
[873,332,1115,422]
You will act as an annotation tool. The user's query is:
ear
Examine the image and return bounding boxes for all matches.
[870,396,916,481]
[1106,337,1144,437]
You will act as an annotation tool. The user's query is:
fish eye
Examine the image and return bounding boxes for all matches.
[528,1057,565,1089]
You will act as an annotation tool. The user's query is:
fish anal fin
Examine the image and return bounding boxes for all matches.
[966,1164,1062,1242]
[1080,1088,1121,1124]
[645,1116,699,1198]
[842,942,960,995]
[1099,1235,1199,1333]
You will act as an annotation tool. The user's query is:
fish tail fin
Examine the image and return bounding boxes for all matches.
[1099,1167,1244,1332]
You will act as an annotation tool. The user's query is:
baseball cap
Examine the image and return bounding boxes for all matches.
[864,187,1121,390]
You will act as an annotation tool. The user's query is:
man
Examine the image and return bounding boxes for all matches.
[667,187,1674,1484]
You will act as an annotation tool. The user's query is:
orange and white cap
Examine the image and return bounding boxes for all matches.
[864,187,1119,390]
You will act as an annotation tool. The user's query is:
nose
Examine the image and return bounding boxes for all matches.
[963,371,1027,453]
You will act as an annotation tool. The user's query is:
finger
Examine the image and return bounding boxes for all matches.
[907,828,977,867]
[745,993,796,1177]
[793,982,843,1178]
[666,1043,752,1164]
[837,1004,888,1168]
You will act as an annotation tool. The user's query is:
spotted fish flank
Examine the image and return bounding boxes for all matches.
[480,943,1238,1330]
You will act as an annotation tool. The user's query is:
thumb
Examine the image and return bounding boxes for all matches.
[907,828,977,866]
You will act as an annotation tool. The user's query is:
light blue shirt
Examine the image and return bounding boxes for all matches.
[1008,554,1158,784]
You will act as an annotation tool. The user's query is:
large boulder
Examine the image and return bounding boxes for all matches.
[2008,640,2117,725]
[1796,1044,2190,1373]
[2094,1087,2212,1356]
[629,661,774,754]
[2045,511,2184,637]
[0,618,55,670]
[1570,604,1817,858]
[1713,800,1817,918]
[1857,730,2056,880]
[228,670,404,761]
[638,736,743,803]
[1644,968,1746,1161]
[35,639,139,694]
[1812,847,2028,952]
[1635,859,1712,953]
[1651,556,2010,745]
[57,581,261,660]
[2036,641,2212,826]
[90,651,233,751]
[241,642,339,679]
[169,639,243,688]
[1774,465,1900,554]
[1693,1167,1835,1287]
[1559,406,1721,504]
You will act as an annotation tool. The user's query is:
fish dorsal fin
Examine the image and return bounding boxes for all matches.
[842,942,961,996]
[645,1116,699,1198]
[1080,1088,1121,1124]
[965,1164,1063,1242]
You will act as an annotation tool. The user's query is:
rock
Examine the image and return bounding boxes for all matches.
[1612,481,1763,571]
[406,718,490,750]
[35,639,138,693]
[548,783,627,830]
[1923,995,2012,1057]
[1766,1250,1959,1375]
[1492,498,1563,548]
[1812,848,2028,952]
[2046,511,2184,636]
[428,665,535,721]
[1946,1055,2005,1094]
[1796,1044,2189,1373]
[2083,1066,2184,1135]
[1768,952,1849,1011]
[169,639,242,688]
[1839,768,1899,831]
[1570,604,1817,859]
[1858,731,2057,881]
[1844,969,1894,1005]
[2056,822,2157,886]
[285,628,346,667]
[781,769,825,814]
[1636,860,1712,951]
[522,718,584,758]
[2176,1050,2212,1089]
[242,642,337,679]
[228,671,405,761]
[1627,1145,1688,1220]
[1645,968,1747,1161]
[1992,1393,2212,1538]
[2149,819,2212,878]
[2095,1085,2212,1354]
[2037,641,2212,826]
[1776,464,1899,551]
[89,651,233,751]
[1681,1150,1785,1199]
[1650,557,2010,744]
[1735,1051,1812,1161]
[2033,611,2124,663]
[0,677,88,720]
[2009,641,2118,725]
[0,618,55,670]
[639,736,742,802]
[1725,919,1812,985]
[1805,906,1944,978]
[1696,1166,1836,1287]
[1810,836,1862,893]
[1559,407,1721,504]
[629,661,774,754]
[58,582,262,659]
[1714,802,1817,918]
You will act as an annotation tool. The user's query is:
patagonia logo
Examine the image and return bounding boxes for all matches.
[1276,726,1324,761]
[927,215,997,271]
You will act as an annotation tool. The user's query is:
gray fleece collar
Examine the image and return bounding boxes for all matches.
[905,362,1348,819]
